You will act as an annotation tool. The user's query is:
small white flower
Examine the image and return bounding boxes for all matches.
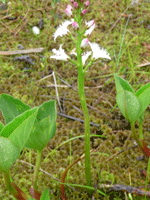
[89,42,111,60]
[32,26,40,35]
[85,20,95,28]
[82,52,91,65]
[85,23,95,36]
[50,45,69,61]
[53,19,74,41]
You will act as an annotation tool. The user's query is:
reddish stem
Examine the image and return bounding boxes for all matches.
[140,170,150,183]
[140,139,150,157]
[29,187,41,200]
[61,157,81,200]
[11,182,29,200]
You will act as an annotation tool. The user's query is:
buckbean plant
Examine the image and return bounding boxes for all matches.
[50,0,111,193]
[0,93,56,200]
[1,0,150,200]
[114,74,150,195]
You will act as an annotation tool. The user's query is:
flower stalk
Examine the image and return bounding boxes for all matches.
[77,67,92,186]
[50,0,111,192]
[75,3,92,186]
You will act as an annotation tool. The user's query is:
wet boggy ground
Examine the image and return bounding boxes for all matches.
[0,0,150,199]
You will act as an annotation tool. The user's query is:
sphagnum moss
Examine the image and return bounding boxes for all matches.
[0,0,150,199]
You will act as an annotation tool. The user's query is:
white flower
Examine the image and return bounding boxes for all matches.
[85,20,95,28]
[89,42,111,60]
[32,26,40,35]
[85,23,95,36]
[50,45,69,61]
[82,52,91,65]
[53,19,74,41]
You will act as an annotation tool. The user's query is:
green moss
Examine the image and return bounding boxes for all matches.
[0,0,150,199]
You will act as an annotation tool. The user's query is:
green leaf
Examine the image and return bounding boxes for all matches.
[40,188,50,200]
[0,107,38,152]
[114,74,135,94]
[116,90,141,123]
[25,100,56,152]
[28,198,35,200]
[136,82,150,117]
[27,199,35,200]
[0,137,20,173]
[36,100,56,123]
[25,117,56,151]
[0,94,30,124]
[0,121,4,132]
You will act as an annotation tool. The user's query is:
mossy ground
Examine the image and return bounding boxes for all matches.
[0,0,150,199]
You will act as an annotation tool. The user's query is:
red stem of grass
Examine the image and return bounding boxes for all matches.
[61,157,81,200]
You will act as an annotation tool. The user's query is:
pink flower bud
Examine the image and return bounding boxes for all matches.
[81,38,89,48]
[65,5,73,17]
[67,5,72,10]
[85,1,90,7]
[70,0,74,3]
[81,9,87,16]
[72,22,79,30]
[73,2,79,9]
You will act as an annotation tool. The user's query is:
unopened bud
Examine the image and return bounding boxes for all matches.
[85,1,90,7]
[67,5,73,10]
[65,5,73,17]
[81,38,89,48]
[72,22,79,30]
[73,2,79,9]
[81,9,87,16]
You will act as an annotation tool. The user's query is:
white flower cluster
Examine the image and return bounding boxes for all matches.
[50,4,111,65]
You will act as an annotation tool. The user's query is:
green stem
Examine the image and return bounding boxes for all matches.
[69,58,78,67]
[3,171,29,200]
[138,114,144,140]
[75,1,92,189]
[77,66,92,187]
[145,157,150,199]
[32,150,42,191]
[139,121,143,140]
[3,171,18,197]
[130,122,143,150]
[83,60,93,73]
